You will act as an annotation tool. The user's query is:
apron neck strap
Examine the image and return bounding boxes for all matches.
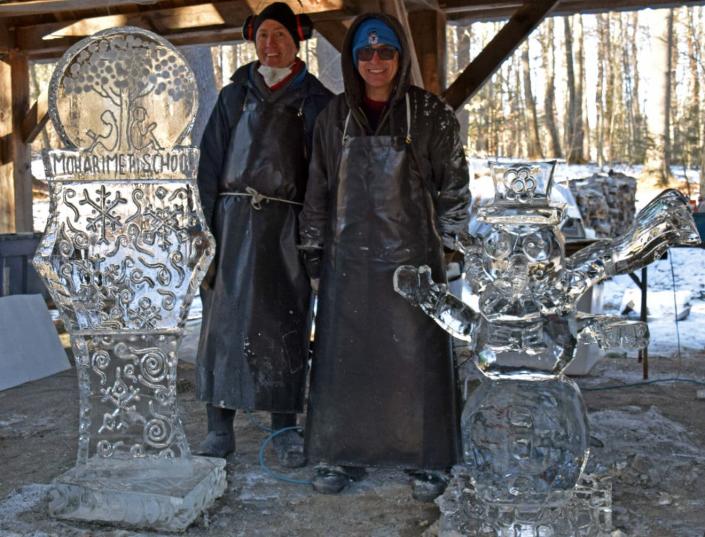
[404,92,412,144]
[341,92,412,144]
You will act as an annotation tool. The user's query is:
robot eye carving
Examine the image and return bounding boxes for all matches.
[484,230,513,260]
[522,233,549,261]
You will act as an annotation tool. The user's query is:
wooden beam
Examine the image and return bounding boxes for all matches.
[409,9,446,95]
[21,87,49,144]
[11,52,32,233]
[379,0,424,88]
[0,0,158,18]
[315,19,351,52]
[0,56,14,232]
[0,22,11,54]
[0,52,32,233]
[442,0,559,110]
[443,0,705,22]
[14,1,349,58]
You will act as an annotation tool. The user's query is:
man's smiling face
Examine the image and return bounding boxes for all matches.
[255,19,297,68]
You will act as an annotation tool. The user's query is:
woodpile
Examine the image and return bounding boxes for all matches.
[568,171,637,237]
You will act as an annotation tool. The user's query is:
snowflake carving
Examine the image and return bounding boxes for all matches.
[79,185,128,245]
[143,204,187,251]
[128,297,162,328]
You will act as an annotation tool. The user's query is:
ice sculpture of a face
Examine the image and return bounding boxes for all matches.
[467,161,577,372]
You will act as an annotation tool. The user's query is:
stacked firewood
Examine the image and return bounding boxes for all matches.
[568,171,637,237]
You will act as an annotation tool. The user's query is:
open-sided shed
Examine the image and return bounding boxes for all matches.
[0,0,701,233]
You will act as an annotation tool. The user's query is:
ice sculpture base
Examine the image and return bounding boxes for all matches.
[437,466,612,537]
[48,456,226,532]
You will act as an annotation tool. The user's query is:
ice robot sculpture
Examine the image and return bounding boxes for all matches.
[394,161,700,536]
[32,27,225,531]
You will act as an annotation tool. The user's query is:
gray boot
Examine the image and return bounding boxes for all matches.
[195,404,235,458]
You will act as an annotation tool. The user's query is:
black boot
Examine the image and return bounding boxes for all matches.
[195,404,235,458]
[311,464,367,494]
[271,412,306,468]
[409,470,449,502]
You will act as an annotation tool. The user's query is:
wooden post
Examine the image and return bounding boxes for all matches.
[0,51,33,233]
[442,0,559,111]
[0,55,14,233]
[408,9,447,95]
[379,0,424,88]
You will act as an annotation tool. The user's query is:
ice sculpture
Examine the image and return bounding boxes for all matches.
[32,27,225,531]
[394,161,700,536]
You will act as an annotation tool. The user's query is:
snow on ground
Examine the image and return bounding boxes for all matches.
[602,247,705,357]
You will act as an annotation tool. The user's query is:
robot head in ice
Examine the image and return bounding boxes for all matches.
[473,161,566,321]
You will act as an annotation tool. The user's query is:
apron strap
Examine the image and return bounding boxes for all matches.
[220,186,304,210]
[404,92,412,144]
[342,93,411,143]
[342,111,352,144]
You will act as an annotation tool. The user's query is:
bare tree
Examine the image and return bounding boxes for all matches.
[642,8,674,185]
[521,42,543,158]
[541,18,561,158]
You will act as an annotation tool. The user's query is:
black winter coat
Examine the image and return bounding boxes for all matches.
[299,13,470,470]
[196,62,332,412]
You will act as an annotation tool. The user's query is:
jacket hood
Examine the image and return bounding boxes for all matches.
[341,13,411,109]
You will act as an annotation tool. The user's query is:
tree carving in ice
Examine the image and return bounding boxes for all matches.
[33,27,224,531]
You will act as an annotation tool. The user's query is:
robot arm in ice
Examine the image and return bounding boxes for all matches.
[393,264,480,343]
[575,312,649,353]
[565,189,701,301]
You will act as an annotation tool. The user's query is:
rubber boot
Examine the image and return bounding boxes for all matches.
[311,464,367,494]
[271,412,306,468]
[409,469,449,502]
[195,404,235,458]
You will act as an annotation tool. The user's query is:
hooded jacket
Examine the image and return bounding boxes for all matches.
[299,13,470,258]
[299,13,470,469]
[195,62,332,411]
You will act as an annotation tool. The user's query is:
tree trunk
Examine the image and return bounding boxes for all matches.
[596,13,607,166]
[642,8,674,185]
[579,15,591,161]
[573,14,586,162]
[521,42,543,158]
[604,13,615,164]
[563,16,579,163]
[542,18,561,158]
[686,8,700,173]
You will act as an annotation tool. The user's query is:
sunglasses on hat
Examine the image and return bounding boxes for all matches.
[357,45,397,62]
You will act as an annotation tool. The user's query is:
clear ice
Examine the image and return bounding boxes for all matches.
[33,27,225,531]
[394,160,701,536]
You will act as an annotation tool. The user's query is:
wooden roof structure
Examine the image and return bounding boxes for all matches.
[0,0,702,233]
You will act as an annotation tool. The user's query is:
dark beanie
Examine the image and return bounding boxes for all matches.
[252,3,312,48]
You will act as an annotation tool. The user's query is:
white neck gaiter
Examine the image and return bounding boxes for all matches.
[258,63,294,87]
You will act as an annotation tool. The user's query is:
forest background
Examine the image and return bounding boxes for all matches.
[28,5,705,205]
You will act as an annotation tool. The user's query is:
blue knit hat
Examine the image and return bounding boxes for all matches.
[352,18,402,64]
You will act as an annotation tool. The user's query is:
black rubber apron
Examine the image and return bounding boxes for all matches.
[305,95,460,470]
[196,89,310,413]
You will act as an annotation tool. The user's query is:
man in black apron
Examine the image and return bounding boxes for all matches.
[299,14,470,499]
[195,3,332,466]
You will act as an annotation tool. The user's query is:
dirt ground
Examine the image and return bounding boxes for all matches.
[1,320,705,537]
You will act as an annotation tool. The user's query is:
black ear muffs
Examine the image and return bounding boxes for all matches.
[242,15,256,41]
[241,12,313,42]
[295,13,314,41]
